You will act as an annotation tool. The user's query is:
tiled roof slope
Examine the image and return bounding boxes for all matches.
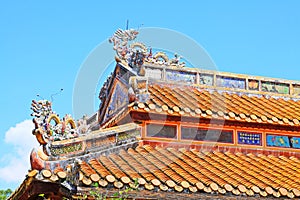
[31,145,300,198]
[132,83,300,126]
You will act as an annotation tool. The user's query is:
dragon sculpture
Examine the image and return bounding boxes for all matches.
[31,99,78,145]
[30,99,91,170]
[109,28,185,68]
[109,28,139,58]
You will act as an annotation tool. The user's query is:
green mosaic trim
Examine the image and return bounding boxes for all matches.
[118,130,140,141]
[50,142,83,156]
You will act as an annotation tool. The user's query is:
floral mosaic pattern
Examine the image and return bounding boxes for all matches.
[261,82,289,94]
[293,85,300,96]
[50,142,83,156]
[267,134,300,149]
[216,76,246,89]
[199,74,213,86]
[145,68,162,80]
[166,70,196,84]
[248,79,259,91]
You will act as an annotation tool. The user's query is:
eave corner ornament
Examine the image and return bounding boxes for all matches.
[31,99,78,145]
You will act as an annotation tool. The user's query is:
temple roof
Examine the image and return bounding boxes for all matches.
[105,81,300,128]
[142,83,300,125]
[24,145,300,199]
[10,28,300,199]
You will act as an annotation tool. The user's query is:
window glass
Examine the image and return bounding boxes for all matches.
[147,124,177,139]
[181,127,233,143]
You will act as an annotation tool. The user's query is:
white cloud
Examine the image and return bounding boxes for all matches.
[0,120,39,183]
[5,120,36,148]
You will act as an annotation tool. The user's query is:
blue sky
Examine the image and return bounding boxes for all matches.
[1,1,300,190]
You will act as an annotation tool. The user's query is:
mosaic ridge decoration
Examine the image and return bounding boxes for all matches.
[49,141,83,156]
[216,76,246,89]
[166,70,196,84]
[109,28,300,98]
[109,28,186,69]
[31,100,78,145]
[261,81,289,94]
[31,99,93,146]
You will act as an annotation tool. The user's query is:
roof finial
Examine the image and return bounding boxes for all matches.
[50,88,64,102]
[137,23,144,31]
[36,94,45,100]
[109,28,139,58]
[126,19,129,30]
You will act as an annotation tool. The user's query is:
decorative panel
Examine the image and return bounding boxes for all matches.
[145,67,162,80]
[266,134,290,148]
[166,70,196,84]
[117,129,140,144]
[86,135,116,149]
[50,141,83,156]
[199,73,214,86]
[237,131,262,145]
[103,81,128,122]
[261,81,289,94]
[293,85,300,96]
[266,134,300,149]
[290,137,300,149]
[216,76,246,89]
[248,79,259,91]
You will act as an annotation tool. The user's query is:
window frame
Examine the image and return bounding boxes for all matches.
[180,125,234,144]
[146,123,178,139]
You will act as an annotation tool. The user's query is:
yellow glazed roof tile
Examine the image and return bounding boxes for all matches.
[131,83,300,126]
[32,144,300,198]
